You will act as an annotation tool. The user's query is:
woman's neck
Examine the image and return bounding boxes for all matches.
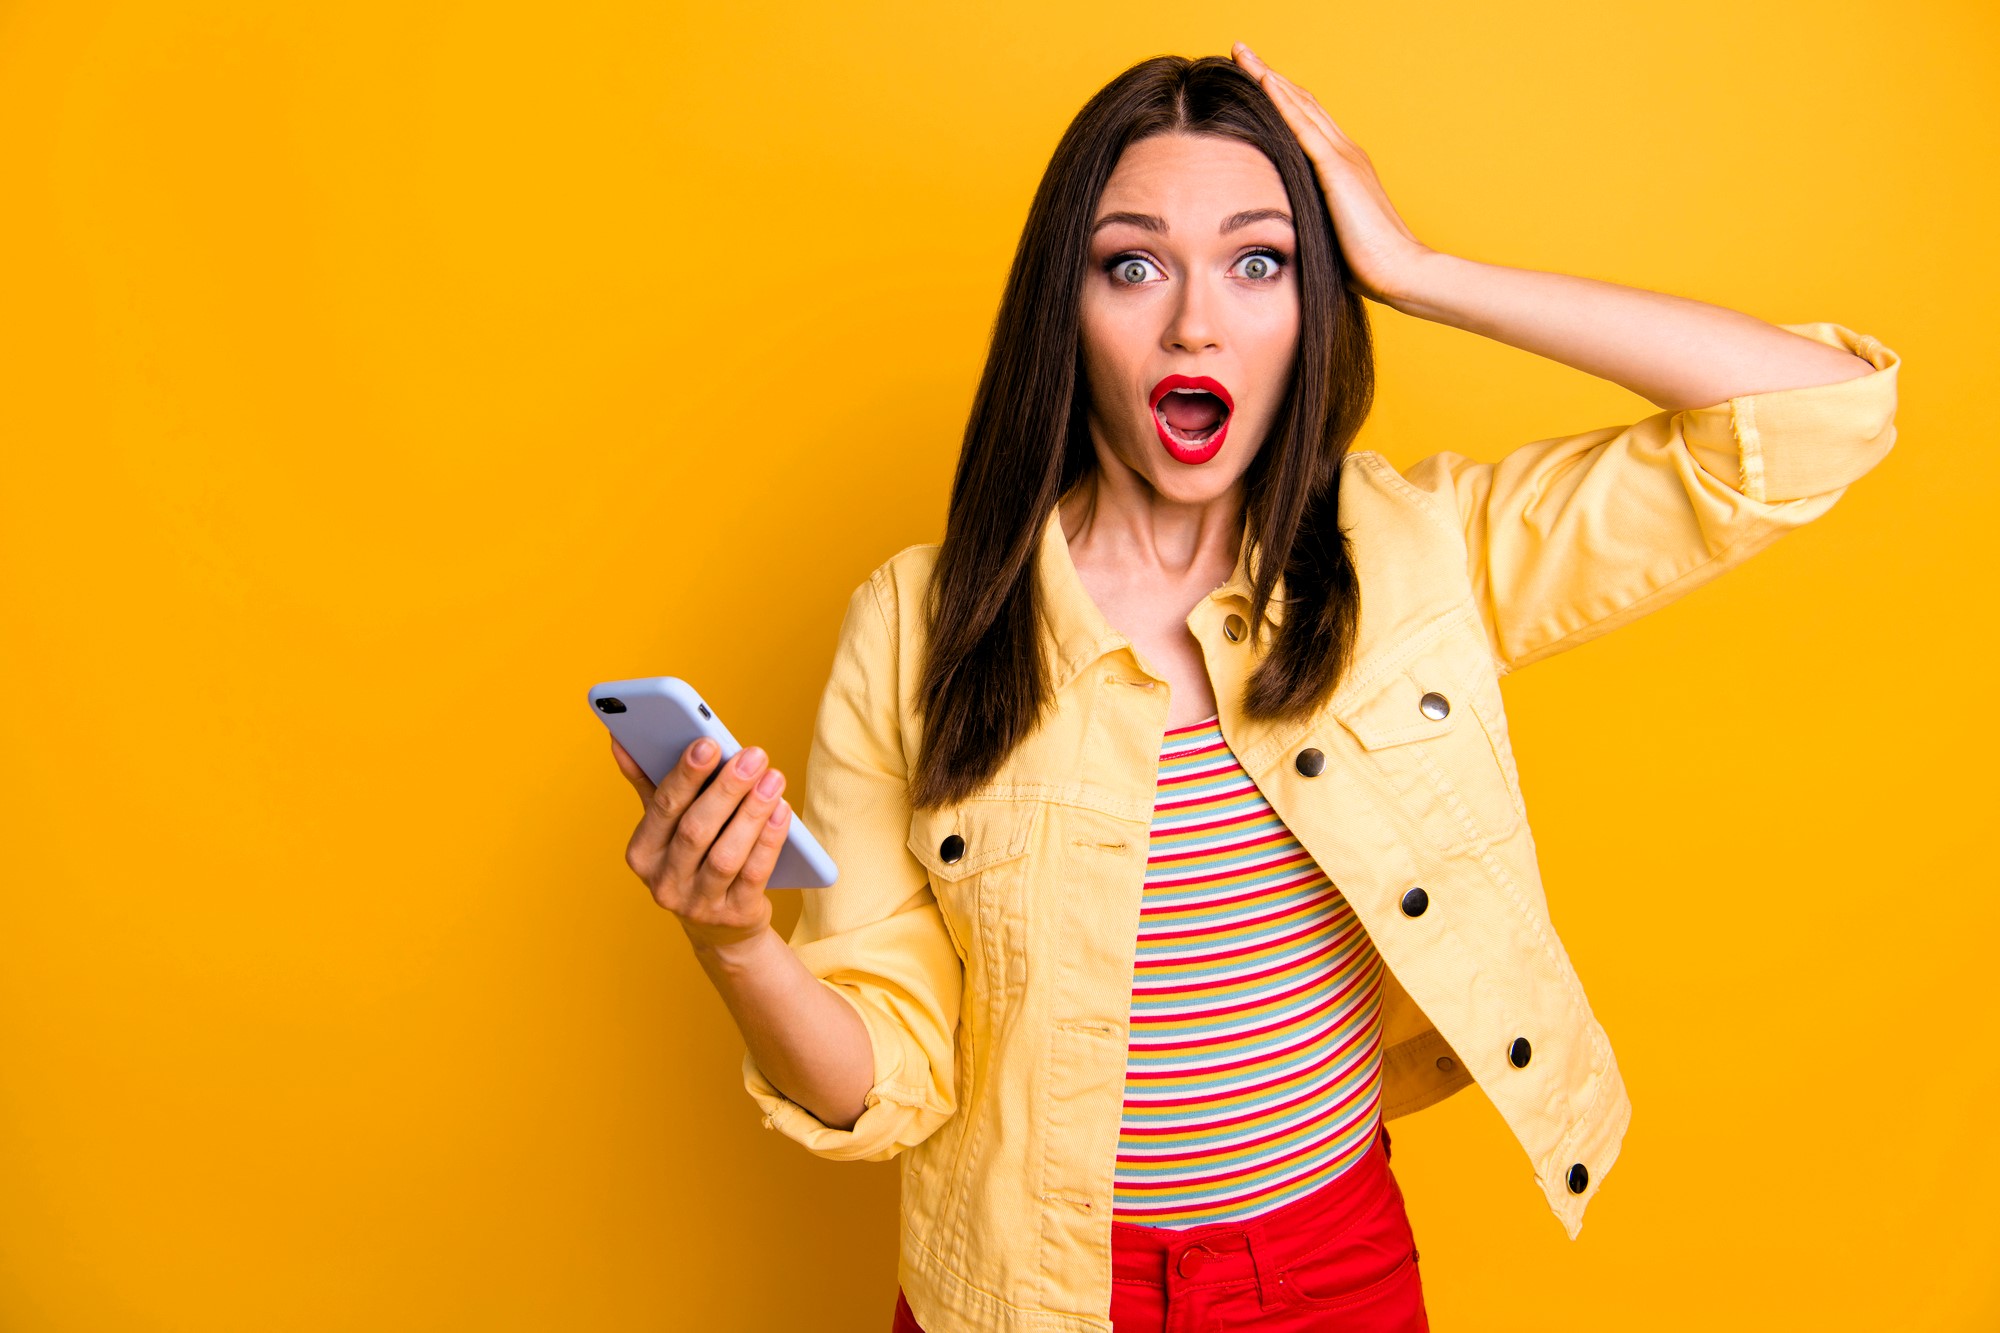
[1056,469,1247,594]
[1055,468,1244,734]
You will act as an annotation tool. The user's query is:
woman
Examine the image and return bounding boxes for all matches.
[611,47,1900,1333]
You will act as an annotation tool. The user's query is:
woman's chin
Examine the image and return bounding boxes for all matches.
[1092,422,1254,501]
[1131,452,1246,505]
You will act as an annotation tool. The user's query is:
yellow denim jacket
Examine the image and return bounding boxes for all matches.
[744,322,1900,1333]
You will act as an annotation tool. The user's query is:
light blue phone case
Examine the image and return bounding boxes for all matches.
[587,676,838,889]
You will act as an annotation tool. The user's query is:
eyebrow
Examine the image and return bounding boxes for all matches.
[1090,207,1294,237]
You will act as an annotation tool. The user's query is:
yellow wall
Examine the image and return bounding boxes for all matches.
[3,1,1993,1328]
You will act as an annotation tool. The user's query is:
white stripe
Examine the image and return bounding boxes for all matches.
[1120,1056,1384,1112]
[1128,1012,1376,1096]
[1117,1086,1383,1155]
[1128,980,1360,1040]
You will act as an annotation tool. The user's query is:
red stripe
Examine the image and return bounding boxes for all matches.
[1146,828,1295,865]
[1143,862,1324,895]
[1128,976,1360,1048]
[1130,938,1374,1037]
[1133,914,1360,977]
[1124,1017,1386,1123]
[1133,924,1370,1008]
[1117,1080,1379,1164]
[1146,791,1272,821]
[1139,872,1341,920]
[1127,970,1384,1092]
[1128,932,1376,1024]
[1131,988,1361,1069]
[1136,932,1368,1016]
[1116,1101,1381,1189]
[1140,894,1348,946]
[1122,1046,1385,1152]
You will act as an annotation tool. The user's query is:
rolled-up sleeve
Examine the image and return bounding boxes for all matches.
[740,571,964,1162]
[1398,321,1900,673]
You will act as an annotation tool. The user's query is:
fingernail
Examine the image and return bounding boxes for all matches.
[691,739,716,764]
[756,769,783,798]
[735,746,766,776]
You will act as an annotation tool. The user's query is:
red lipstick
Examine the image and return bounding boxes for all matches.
[1148,374,1235,465]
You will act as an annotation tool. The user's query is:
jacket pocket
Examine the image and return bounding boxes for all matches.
[1331,618,1525,855]
[905,800,1042,963]
[903,799,1042,1256]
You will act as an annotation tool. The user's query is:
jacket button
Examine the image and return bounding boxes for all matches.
[1567,1163,1589,1194]
[1509,1037,1532,1068]
[1176,1246,1210,1278]
[1400,886,1429,916]
[1419,691,1450,720]
[1295,748,1325,776]
[1435,1056,1456,1073]
[940,834,965,864]
[1223,613,1247,643]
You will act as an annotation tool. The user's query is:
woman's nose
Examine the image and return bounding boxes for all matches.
[1162,275,1221,353]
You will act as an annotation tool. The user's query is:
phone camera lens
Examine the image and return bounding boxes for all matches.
[596,697,627,713]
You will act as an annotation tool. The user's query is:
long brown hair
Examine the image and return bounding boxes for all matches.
[910,54,1375,811]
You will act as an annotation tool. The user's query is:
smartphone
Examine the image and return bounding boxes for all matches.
[587,676,838,889]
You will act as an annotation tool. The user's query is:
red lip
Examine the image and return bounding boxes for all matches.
[1148,374,1235,465]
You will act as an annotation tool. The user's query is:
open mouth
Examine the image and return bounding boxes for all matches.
[1148,375,1234,465]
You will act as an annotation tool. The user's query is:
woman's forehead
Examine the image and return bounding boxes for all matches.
[1095,134,1290,231]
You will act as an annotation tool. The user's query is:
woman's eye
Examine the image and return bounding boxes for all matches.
[1236,251,1285,281]
[1108,255,1162,285]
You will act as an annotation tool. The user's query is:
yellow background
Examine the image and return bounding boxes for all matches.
[3,1,1993,1328]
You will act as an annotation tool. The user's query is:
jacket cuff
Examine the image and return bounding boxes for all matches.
[741,978,939,1163]
[1677,321,1900,504]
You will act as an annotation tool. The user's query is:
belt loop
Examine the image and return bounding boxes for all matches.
[1243,1218,1284,1310]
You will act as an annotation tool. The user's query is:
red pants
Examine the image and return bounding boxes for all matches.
[894,1121,1427,1331]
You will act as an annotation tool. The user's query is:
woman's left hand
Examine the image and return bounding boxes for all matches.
[1232,42,1434,309]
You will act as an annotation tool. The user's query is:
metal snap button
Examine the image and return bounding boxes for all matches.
[1509,1037,1532,1068]
[940,834,965,864]
[1295,747,1325,777]
[1176,1246,1210,1278]
[1419,691,1450,721]
[1435,1056,1456,1073]
[1223,613,1247,643]
[1567,1162,1589,1194]
[1400,886,1429,917]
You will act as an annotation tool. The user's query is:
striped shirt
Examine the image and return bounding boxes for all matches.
[1111,713,1389,1227]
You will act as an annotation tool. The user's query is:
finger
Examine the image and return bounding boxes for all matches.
[610,737,655,801]
[1259,66,1348,149]
[629,737,726,865]
[1231,41,1271,77]
[1287,82,1351,147]
[1265,76,1345,160]
[662,744,770,889]
[1260,76,1322,149]
[1262,73,1308,126]
[734,798,793,896]
[692,766,787,900]
[1235,41,1289,94]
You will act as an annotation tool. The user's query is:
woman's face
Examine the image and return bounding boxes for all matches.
[1079,132,1300,505]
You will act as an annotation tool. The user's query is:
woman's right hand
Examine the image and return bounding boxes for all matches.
[612,735,792,954]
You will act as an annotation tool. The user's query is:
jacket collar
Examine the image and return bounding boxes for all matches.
[1034,503,1267,694]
